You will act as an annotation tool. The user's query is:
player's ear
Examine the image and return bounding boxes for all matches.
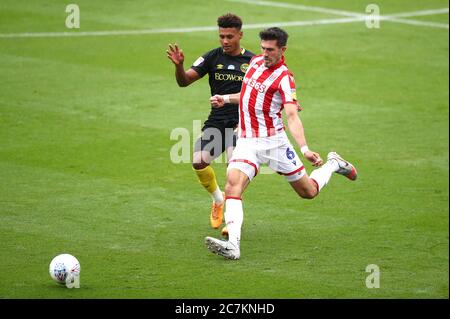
[239,31,243,39]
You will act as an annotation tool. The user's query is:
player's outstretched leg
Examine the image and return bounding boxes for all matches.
[205,236,240,260]
[327,152,357,181]
[302,151,357,197]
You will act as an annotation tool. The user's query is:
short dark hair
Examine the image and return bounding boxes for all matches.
[217,13,243,30]
[259,27,289,47]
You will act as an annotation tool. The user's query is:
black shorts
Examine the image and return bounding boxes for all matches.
[194,124,238,158]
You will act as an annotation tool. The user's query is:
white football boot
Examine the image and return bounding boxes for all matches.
[327,152,358,181]
[205,236,240,260]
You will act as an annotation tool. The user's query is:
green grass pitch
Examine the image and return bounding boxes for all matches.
[0,0,448,298]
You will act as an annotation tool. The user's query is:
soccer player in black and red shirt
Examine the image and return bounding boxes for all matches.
[167,14,254,232]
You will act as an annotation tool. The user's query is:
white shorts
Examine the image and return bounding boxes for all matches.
[228,132,306,182]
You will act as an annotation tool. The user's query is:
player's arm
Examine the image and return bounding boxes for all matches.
[209,93,240,108]
[284,103,323,167]
[166,44,201,87]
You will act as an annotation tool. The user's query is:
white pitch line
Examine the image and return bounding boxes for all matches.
[386,8,449,18]
[226,0,364,18]
[227,0,449,28]
[0,7,447,38]
[382,17,448,29]
[0,26,218,38]
[0,17,366,38]
[227,16,368,30]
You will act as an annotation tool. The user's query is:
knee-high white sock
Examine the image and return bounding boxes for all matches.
[224,198,243,248]
[309,161,337,192]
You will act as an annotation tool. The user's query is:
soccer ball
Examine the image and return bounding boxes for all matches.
[49,253,80,284]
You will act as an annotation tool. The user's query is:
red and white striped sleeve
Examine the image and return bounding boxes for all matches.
[279,71,302,111]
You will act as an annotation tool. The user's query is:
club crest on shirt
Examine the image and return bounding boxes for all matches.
[240,63,249,73]
[291,90,297,100]
[227,65,235,70]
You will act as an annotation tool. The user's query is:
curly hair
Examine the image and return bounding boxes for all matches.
[217,13,243,30]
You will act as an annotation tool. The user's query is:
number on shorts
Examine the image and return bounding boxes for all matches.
[286,147,295,160]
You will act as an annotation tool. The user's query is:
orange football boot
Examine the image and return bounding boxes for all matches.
[210,193,225,229]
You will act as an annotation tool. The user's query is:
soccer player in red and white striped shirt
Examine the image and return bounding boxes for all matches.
[205,27,357,260]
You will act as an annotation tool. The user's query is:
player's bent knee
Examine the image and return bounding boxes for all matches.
[291,181,318,199]
[225,181,241,197]
[298,190,317,200]
[192,161,209,170]
[224,168,250,198]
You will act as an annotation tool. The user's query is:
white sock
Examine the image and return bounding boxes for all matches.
[224,198,243,248]
[309,161,335,192]
[212,187,224,204]
[328,158,339,171]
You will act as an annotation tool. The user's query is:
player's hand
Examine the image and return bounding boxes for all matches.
[210,95,225,108]
[166,43,185,65]
[304,150,323,167]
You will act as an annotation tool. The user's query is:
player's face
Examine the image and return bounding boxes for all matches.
[261,40,286,68]
[219,27,242,56]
